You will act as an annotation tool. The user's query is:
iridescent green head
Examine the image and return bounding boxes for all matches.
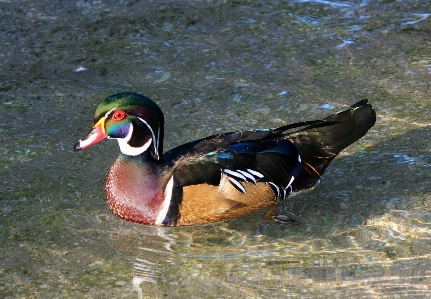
[74,92,164,160]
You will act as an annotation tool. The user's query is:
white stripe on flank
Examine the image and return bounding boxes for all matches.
[286,176,295,189]
[224,169,247,181]
[246,168,264,178]
[237,170,257,184]
[154,176,174,225]
[228,177,246,193]
[267,182,280,197]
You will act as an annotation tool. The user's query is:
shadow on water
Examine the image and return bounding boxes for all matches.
[125,126,431,298]
[1,119,429,299]
[1,123,430,298]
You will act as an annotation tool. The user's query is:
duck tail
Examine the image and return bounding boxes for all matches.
[287,100,376,191]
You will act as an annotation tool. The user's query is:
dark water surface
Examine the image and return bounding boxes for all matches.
[1,1,431,298]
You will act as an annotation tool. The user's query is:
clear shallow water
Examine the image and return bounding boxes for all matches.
[1,0,431,298]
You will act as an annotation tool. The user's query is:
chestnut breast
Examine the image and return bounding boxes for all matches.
[105,156,168,225]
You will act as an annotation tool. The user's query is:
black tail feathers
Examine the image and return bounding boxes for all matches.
[287,100,376,191]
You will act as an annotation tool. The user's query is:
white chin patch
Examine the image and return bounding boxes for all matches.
[116,124,152,156]
[118,138,152,156]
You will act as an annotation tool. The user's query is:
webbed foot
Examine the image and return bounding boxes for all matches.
[262,205,299,225]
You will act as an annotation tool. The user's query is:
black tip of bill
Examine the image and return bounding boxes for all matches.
[73,142,82,152]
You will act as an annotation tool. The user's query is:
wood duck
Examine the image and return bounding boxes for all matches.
[74,92,376,226]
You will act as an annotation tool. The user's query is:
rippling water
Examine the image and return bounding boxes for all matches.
[1,0,431,298]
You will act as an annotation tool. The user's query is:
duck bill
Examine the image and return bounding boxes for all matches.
[74,117,107,151]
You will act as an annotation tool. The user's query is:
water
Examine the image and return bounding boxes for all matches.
[1,0,431,298]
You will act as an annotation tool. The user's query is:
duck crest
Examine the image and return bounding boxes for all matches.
[74,93,376,226]
[97,93,164,159]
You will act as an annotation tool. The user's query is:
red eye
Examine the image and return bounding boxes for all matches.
[112,110,126,120]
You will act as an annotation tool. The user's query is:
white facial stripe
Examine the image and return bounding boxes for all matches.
[154,176,174,225]
[137,117,159,160]
[118,138,152,156]
[105,107,117,118]
[156,127,160,156]
[116,123,152,156]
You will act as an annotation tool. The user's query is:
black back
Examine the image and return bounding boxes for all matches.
[287,99,376,190]
[163,100,376,195]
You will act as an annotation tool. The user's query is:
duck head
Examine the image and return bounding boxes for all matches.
[74,92,164,160]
